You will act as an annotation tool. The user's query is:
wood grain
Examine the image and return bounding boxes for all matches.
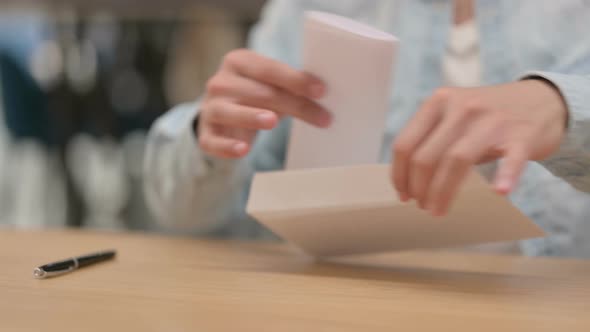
[1,228,589,331]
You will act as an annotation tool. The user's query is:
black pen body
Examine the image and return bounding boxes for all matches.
[77,250,116,267]
[40,258,78,272]
[34,250,116,279]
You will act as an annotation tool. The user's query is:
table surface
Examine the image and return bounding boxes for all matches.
[1,229,590,332]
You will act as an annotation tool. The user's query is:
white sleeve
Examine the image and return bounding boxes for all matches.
[143,102,246,232]
[524,71,590,193]
[143,0,302,233]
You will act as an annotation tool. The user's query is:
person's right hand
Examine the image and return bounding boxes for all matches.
[198,49,332,159]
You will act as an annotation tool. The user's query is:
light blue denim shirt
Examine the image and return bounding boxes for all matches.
[144,0,590,257]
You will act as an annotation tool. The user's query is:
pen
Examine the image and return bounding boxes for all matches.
[33,250,116,279]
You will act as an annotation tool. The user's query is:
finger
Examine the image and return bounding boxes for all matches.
[425,121,498,216]
[205,101,279,130]
[208,74,331,128]
[270,89,332,128]
[493,144,529,195]
[392,89,450,202]
[224,49,325,99]
[408,97,478,208]
[198,126,250,159]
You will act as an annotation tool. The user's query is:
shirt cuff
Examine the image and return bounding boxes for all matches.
[520,71,587,158]
[176,111,239,180]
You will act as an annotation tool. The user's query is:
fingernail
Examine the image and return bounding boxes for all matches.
[309,84,325,99]
[399,192,409,202]
[233,142,248,155]
[418,200,426,210]
[425,202,440,216]
[432,207,444,217]
[317,111,333,128]
[495,177,513,194]
[256,112,276,127]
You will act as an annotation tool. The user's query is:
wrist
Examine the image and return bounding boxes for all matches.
[522,78,569,129]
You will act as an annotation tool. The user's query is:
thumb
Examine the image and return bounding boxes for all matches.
[493,144,529,195]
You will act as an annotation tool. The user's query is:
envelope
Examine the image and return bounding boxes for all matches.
[247,164,545,257]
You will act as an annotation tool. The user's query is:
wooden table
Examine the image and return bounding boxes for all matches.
[1,229,590,331]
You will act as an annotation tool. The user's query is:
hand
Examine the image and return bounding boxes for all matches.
[198,49,331,159]
[392,80,568,216]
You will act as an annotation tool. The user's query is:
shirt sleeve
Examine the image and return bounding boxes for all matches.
[143,0,301,233]
[522,71,590,193]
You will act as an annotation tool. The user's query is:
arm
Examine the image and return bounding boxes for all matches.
[143,101,242,232]
[143,101,294,234]
[522,72,590,193]
[143,0,329,233]
[144,0,296,233]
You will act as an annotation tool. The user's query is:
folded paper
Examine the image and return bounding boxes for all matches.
[286,11,398,170]
[247,165,544,257]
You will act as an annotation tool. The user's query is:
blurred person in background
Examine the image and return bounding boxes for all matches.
[0,13,70,228]
[145,0,590,256]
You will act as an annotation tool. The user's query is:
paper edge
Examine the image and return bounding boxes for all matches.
[306,11,398,42]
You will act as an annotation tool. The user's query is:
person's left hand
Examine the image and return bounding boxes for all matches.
[391,80,568,216]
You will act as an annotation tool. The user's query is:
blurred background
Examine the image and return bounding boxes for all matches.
[0,0,265,230]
